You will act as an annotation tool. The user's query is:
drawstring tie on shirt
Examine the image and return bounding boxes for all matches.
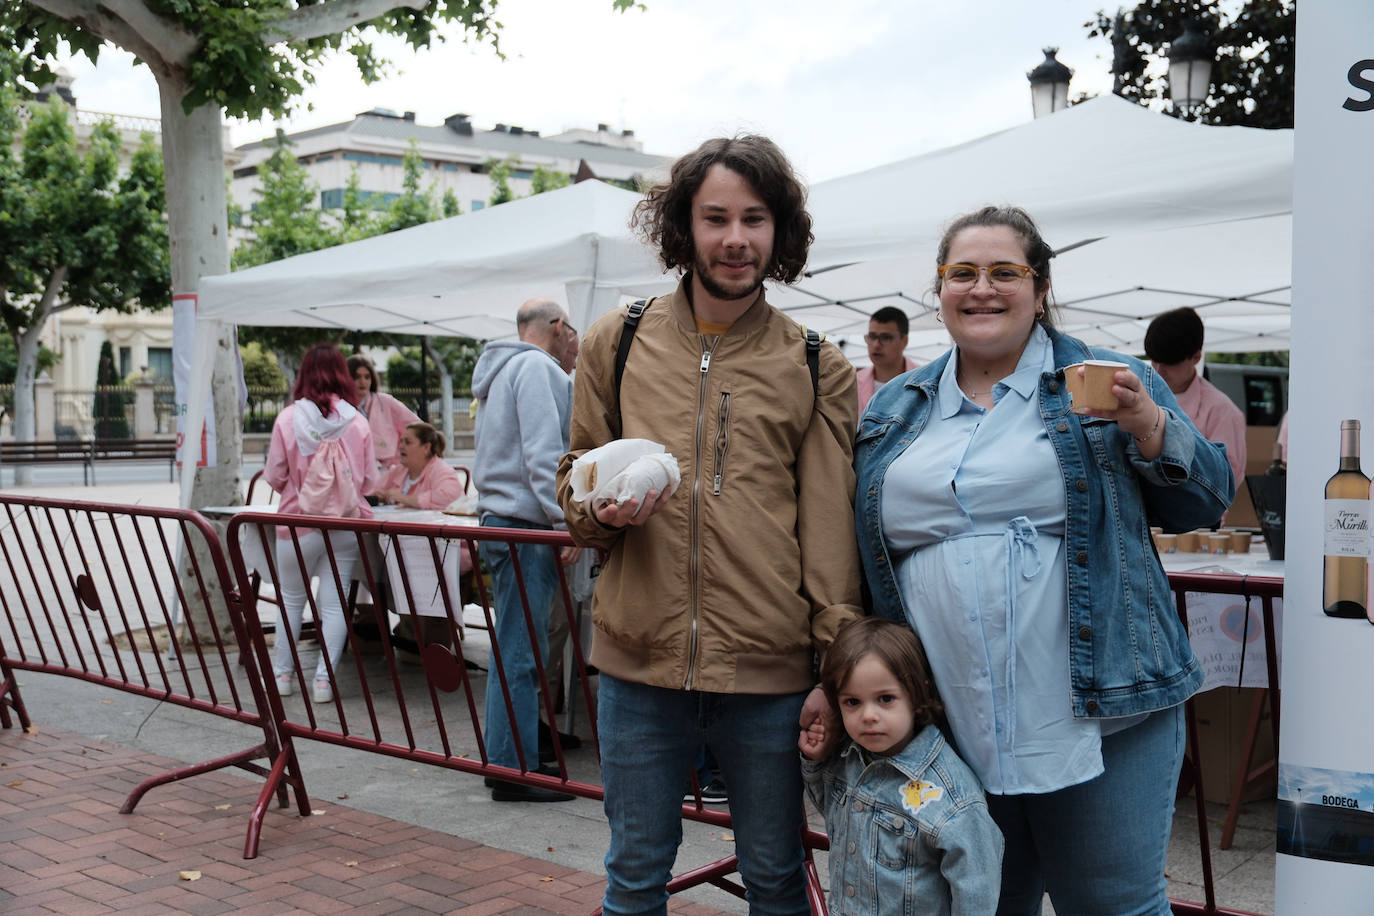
[1002,516,1041,755]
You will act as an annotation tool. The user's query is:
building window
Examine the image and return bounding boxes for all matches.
[342,152,404,167]
[118,347,132,379]
[147,348,173,381]
[315,154,333,163]
[233,165,258,179]
[471,200,485,211]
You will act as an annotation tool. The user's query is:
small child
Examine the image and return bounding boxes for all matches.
[800,617,1003,915]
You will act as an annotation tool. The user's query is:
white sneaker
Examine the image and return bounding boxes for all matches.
[275,673,294,696]
[312,677,332,704]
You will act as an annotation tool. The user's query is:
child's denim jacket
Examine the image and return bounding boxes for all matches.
[803,724,1003,915]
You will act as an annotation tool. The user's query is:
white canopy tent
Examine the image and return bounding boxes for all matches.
[198,178,666,337]
[775,95,1294,363]
[182,97,1295,504]
[184,179,669,506]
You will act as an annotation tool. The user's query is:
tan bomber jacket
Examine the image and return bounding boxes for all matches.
[556,279,863,695]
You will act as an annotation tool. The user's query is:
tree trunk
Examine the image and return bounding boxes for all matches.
[11,310,48,485]
[157,78,242,646]
[422,338,455,454]
[10,275,61,485]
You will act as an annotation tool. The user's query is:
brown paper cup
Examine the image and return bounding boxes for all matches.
[1207,534,1231,555]
[1153,533,1177,554]
[1176,531,1200,553]
[1229,531,1253,554]
[1064,360,1127,414]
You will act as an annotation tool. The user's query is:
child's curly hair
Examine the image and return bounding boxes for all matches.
[819,617,945,730]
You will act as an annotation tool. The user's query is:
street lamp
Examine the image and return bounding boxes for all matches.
[1027,48,1073,119]
[1168,18,1213,120]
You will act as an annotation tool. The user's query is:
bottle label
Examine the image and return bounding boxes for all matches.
[1324,499,1370,557]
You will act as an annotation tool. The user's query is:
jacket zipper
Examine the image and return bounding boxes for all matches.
[713,393,731,495]
[686,336,716,690]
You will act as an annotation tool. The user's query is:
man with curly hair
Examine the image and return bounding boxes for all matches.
[557,136,862,914]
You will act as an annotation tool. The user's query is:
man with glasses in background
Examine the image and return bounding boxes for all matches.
[856,306,918,414]
[472,297,581,802]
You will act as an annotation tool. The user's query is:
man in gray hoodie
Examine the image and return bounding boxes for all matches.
[473,297,580,802]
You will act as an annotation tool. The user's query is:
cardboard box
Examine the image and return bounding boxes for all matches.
[1188,686,1277,804]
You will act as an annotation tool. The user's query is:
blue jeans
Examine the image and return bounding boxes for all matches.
[598,674,809,916]
[479,516,560,771]
[989,704,1186,916]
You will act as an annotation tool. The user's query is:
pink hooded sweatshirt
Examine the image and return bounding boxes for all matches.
[265,396,379,533]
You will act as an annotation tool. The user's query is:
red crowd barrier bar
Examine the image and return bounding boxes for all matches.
[226,509,829,904]
[1169,571,1283,916]
[0,494,306,858]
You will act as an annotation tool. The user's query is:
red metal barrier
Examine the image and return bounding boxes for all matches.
[1169,571,1283,916]
[0,494,306,857]
[226,509,829,905]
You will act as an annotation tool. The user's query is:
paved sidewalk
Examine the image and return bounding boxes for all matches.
[0,725,730,916]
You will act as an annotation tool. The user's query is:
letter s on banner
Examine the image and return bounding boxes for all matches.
[1344,59,1374,112]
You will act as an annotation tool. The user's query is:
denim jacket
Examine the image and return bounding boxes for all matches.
[802,724,1003,916]
[855,326,1234,719]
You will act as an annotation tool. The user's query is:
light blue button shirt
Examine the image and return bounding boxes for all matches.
[880,325,1106,794]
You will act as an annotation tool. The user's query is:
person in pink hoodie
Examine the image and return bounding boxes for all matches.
[265,345,379,704]
[348,354,420,471]
[371,422,465,509]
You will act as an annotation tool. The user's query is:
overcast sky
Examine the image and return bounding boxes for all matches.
[55,0,1123,182]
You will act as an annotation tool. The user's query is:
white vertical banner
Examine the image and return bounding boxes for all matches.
[1276,3,1374,912]
[172,293,216,468]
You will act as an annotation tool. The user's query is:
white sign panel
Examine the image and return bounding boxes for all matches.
[172,293,215,468]
[1277,3,1374,911]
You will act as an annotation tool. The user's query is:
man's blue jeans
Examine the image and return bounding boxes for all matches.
[597,674,810,916]
[478,516,559,772]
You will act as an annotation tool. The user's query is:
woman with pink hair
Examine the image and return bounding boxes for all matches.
[265,344,379,703]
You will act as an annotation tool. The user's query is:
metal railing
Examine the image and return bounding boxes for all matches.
[0,494,303,857]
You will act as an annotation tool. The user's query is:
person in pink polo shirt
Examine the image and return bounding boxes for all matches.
[348,354,420,472]
[1144,307,1247,495]
[371,422,465,509]
[856,306,918,416]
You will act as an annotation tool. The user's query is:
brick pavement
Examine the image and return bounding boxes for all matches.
[0,726,732,916]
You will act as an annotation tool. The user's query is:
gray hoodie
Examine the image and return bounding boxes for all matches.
[472,340,573,527]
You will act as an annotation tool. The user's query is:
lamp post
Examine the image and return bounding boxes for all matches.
[1167,18,1213,121]
[1027,48,1073,119]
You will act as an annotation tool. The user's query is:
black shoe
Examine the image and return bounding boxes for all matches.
[484,763,560,788]
[351,619,382,642]
[489,780,574,803]
[538,720,583,762]
[684,778,728,805]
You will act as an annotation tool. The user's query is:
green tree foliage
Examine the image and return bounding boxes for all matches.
[0,86,168,443]
[530,164,571,195]
[1085,0,1294,127]
[232,130,333,269]
[379,142,436,232]
[386,338,480,393]
[92,340,131,438]
[486,156,515,207]
[239,340,286,388]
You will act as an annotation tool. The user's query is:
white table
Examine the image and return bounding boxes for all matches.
[201,504,477,620]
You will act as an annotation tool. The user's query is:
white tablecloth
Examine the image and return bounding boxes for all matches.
[1161,544,1283,693]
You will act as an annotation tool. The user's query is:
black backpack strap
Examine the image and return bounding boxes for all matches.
[614,298,651,419]
[802,326,823,401]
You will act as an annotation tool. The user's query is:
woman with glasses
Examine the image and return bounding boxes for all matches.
[851,206,1233,914]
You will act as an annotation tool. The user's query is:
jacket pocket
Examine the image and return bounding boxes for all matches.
[855,418,891,453]
[872,807,917,870]
[712,391,730,495]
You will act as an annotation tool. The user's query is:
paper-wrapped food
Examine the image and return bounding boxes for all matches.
[571,438,680,507]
